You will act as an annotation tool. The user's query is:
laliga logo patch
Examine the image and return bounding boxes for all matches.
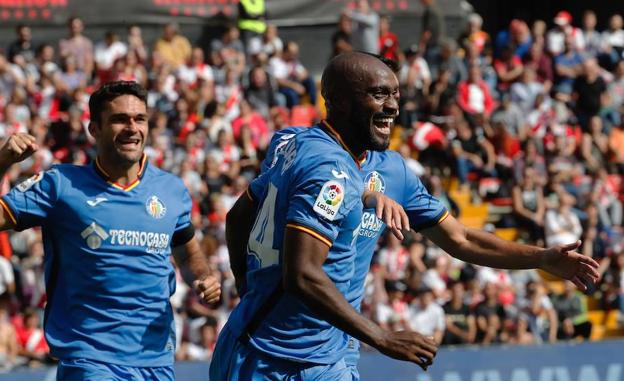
[146,195,167,219]
[16,173,43,192]
[313,180,344,221]
[365,171,386,194]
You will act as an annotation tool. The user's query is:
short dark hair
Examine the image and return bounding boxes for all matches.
[89,81,147,124]
[360,51,400,73]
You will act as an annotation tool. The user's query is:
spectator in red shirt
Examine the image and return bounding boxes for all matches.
[379,15,401,62]
[494,44,524,93]
[14,308,49,366]
[231,99,269,150]
[457,64,495,117]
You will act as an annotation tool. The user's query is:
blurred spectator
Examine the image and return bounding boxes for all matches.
[408,286,445,344]
[420,0,445,60]
[522,41,554,89]
[457,64,495,117]
[14,308,49,366]
[581,10,602,58]
[248,24,283,60]
[474,282,505,345]
[58,17,94,78]
[331,13,353,58]
[374,280,410,331]
[591,168,623,228]
[494,44,524,94]
[459,13,490,57]
[544,192,583,248]
[268,41,316,108]
[154,23,192,69]
[609,121,624,173]
[547,10,585,57]
[518,281,558,343]
[399,46,431,127]
[573,58,607,131]
[442,281,476,345]
[379,15,401,62]
[177,47,214,89]
[210,25,245,73]
[552,281,592,340]
[244,65,282,119]
[554,35,584,95]
[238,0,268,51]
[178,316,219,361]
[0,255,15,310]
[7,25,35,64]
[512,167,545,242]
[126,25,149,64]
[231,99,269,151]
[608,60,624,111]
[494,19,532,59]
[531,20,547,46]
[347,0,380,54]
[376,233,411,282]
[510,68,545,114]
[94,31,128,84]
[601,14,624,69]
[429,39,467,87]
[422,254,450,301]
[0,303,17,371]
[581,116,609,173]
[451,119,496,187]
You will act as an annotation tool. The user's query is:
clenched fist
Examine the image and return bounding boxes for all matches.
[193,275,221,304]
[0,133,38,167]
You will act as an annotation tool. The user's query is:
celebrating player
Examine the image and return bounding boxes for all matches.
[0,81,220,380]
[210,52,438,380]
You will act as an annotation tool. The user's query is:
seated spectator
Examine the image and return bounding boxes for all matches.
[408,286,445,344]
[552,280,592,340]
[94,31,127,84]
[112,50,148,87]
[7,24,35,65]
[608,60,624,112]
[474,282,505,345]
[376,232,411,282]
[546,11,585,57]
[517,281,558,344]
[457,64,495,117]
[553,36,584,95]
[490,94,524,138]
[591,168,623,228]
[177,316,219,361]
[494,19,532,59]
[231,99,269,151]
[0,255,15,311]
[510,68,544,114]
[154,23,192,69]
[126,24,148,63]
[522,41,553,90]
[422,254,451,301]
[581,10,602,58]
[268,41,317,108]
[609,121,624,174]
[331,13,353,58]
[459,13,490,57]
[399,46,432,127]
[581,116,609,173]
[428,39,467,87]
[210,24,245,74]
[601,14,624,69]
[248,24,283,60]
[512,167,545,242]
[544,192,583,248]
[0,304,17,371]
[177,47,214,89]
[442,280,476,345]
[374,280,410,331]
[573,58,607,131]
[451,120,496,188]
[14,308,49,366]
[244,65,282,119]
[494,44,523,94]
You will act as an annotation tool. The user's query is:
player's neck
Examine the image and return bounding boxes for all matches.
[324,118,366,158]
[96,155,142,186]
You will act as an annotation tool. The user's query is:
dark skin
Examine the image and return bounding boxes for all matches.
[226,52,437,370]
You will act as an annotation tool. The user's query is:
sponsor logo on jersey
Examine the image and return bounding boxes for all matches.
[86,197,108,207]
[359,211,384,238]
[332,169,350,179]
[364,171,386,193]
[81,221,170,254]
[16,173,43,192]
[313,180,344,221]
[146,195,166,219]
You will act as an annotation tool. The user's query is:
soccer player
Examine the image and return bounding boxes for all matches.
[211,52,438,380]
[259,126,600,379]
[0,81,220,380]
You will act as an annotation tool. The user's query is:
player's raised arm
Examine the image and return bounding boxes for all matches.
[421,214,600,290]
[282,226,438,370]
[0,133,39,230]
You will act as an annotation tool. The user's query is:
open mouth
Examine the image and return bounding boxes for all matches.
[372,115,395,137]
[115,136,141,151]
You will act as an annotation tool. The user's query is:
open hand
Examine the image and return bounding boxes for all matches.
[539,241,600,290]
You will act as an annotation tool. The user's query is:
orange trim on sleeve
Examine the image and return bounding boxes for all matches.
[437,210,450,225]
[0,198,17,226]
[286,223,332,248]
[245,187,255,202]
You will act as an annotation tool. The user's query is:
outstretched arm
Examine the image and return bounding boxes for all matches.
[283,226,437,370]
[422,214,599,290]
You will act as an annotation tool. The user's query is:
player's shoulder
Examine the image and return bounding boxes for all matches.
[144,164,186,190]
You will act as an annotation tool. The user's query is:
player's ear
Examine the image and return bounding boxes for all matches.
[88,121,99,139]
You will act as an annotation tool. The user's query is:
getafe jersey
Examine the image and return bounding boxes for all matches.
[226,123,364,364]
[0,155,194,366]
[263,128,448,365]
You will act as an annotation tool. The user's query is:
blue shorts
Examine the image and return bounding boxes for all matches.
[209,325,352,381]
[57,358,174,381]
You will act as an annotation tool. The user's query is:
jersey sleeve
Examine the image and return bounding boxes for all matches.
[171,183,194,247]
[286,157,361,247]
[401,159,448,231]
[1,169,61,230]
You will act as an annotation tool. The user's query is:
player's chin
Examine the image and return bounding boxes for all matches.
[367,133,390,152]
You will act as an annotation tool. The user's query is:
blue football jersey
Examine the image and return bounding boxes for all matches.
[225,123,364,364]
[0,156,193,366]
[261,129,449,366]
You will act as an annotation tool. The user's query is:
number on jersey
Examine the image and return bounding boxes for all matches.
[248,183,280,268]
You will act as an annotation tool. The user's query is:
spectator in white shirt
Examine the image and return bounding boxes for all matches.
[546,11,584,57]
[374,280,410,331]
[544,192,583,248]
[602,14,624,68]
[177,47,214,88]
[408,286,445,344]
[268,41,316,108]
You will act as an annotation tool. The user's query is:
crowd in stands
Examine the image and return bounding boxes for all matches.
[0,0,623,371]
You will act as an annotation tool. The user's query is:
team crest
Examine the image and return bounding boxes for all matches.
[146,195,167,219]
[364,171,386,194]
[313,180,344,221]
[16,173,43,192]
